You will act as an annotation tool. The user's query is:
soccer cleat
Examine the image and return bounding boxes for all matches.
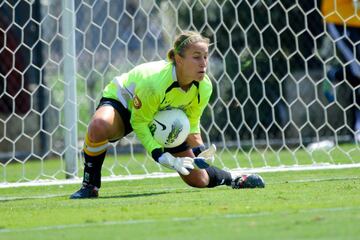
[231,174,265,189]
[69,185,99,199]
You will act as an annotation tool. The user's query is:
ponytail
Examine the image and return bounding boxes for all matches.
[167,48,176,62]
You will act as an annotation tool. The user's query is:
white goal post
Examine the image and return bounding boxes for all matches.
[1,0,359,186]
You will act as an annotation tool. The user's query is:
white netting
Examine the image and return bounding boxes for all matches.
[0,0,359,185]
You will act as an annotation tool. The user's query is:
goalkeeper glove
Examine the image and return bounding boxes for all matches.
[158,152,194,175]
[193,144,216,163]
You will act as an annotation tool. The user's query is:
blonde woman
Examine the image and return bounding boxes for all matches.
[70,31,265,199]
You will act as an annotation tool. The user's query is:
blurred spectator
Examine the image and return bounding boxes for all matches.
[321,0,360,141]
[0,10,30,115]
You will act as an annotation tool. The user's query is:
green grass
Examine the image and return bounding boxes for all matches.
[0,168,359,240]
[1,144,359,183]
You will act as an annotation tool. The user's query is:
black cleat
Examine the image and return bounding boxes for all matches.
[231,174,265,189]
[70,185,99,199]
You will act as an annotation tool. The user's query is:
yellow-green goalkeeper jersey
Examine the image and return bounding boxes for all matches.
[102,60,212,154]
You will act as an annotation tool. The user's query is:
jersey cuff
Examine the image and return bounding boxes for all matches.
[192,145,206,157]
[151,148,163,162]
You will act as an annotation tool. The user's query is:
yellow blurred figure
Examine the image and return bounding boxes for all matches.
[321,0,360,142]
[321,0,360,26]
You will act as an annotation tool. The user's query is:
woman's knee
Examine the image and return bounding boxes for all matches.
[87,105,126,142]
[87,117,112,142]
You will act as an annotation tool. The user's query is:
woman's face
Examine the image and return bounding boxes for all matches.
[176,41,209,84]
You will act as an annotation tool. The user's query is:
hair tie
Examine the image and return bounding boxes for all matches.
[174,36,193,54]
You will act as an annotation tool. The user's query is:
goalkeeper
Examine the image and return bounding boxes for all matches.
[70,31,265,199]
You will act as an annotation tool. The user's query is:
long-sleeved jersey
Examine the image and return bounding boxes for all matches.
[102,60,212,154]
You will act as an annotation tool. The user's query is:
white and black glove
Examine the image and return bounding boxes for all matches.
[189,144,217,169]
[197,144,216,163]
[158,152,194,175]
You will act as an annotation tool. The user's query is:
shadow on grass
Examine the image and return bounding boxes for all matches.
[0,192,167,202]
[100,191,170,199]
[0,188,203,202]
[101,188,202,199]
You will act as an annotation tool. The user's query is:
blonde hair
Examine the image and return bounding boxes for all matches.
[167,31,210,63]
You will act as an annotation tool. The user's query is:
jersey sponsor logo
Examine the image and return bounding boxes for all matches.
[133,95,142,109]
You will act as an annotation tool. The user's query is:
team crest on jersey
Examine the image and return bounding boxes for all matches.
[133,95,142,109]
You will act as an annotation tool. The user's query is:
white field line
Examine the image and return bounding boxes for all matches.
[0,206,359,234]
[0,176,358,201]
[0,172,179,189]
[271,176,360,184]
[0,187,192,201]
[0,193,69,201]
[1,163,360,189]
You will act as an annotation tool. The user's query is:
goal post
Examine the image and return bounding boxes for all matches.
[62,0,78,178]
[0,0,359,186]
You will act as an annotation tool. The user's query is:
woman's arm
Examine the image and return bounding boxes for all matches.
[186,133,204,148]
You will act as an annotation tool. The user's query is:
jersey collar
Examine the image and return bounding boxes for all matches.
[171,65,198,91]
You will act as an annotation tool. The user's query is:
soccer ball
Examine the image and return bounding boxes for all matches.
[149,109,190,148]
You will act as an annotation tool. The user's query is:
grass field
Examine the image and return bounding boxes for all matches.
[2,144,359,183]
[0,167,359,240]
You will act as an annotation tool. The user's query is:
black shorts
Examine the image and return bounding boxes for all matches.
[97,97,190,154]
[97,97,133,138]
[164,141,190,154]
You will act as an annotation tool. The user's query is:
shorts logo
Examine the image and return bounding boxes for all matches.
[133,95,142,109]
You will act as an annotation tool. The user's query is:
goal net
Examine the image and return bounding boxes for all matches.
[1,0,359,186]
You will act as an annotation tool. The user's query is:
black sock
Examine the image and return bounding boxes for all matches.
[83,151,106,188]
[205,166,232,188]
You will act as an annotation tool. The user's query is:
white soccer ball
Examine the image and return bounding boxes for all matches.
[149,109,190,148]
